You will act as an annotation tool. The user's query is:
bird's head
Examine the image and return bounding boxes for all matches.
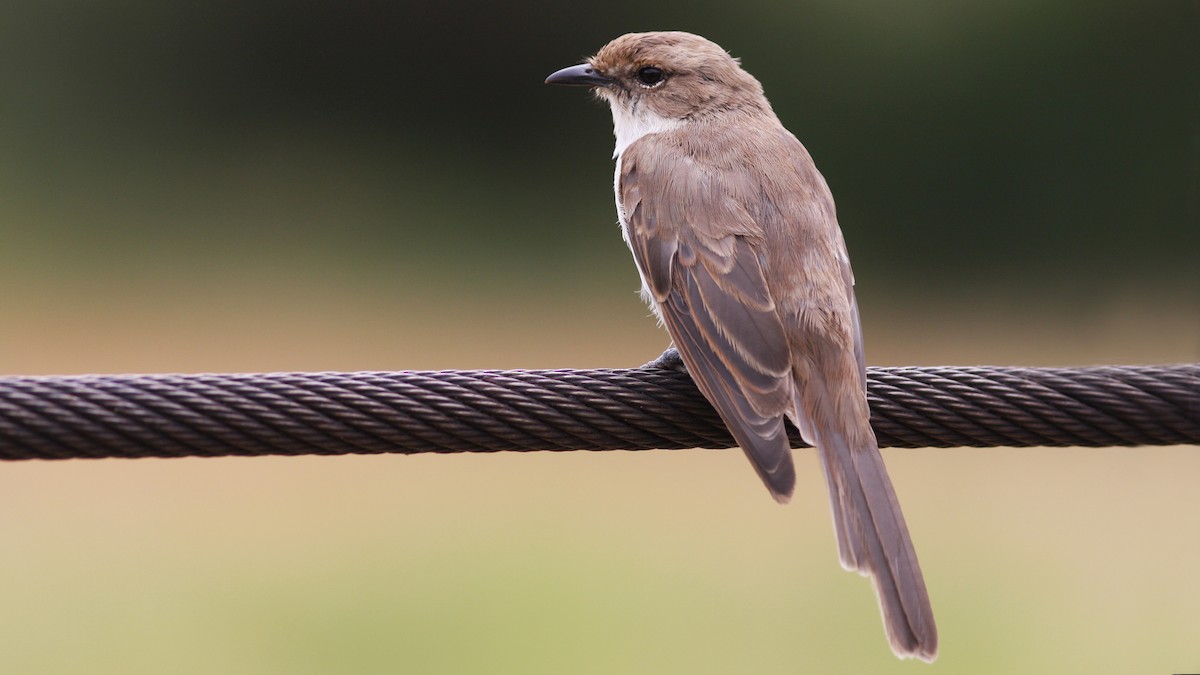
[546,32,770,155]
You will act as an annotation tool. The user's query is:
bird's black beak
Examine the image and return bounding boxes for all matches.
[545,63,612,87]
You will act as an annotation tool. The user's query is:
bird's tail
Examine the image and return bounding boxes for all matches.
[808,411,938,661]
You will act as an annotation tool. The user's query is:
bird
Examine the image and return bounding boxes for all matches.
[545,31,937,661]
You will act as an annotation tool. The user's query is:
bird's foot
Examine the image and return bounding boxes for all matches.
[642,346,688,374]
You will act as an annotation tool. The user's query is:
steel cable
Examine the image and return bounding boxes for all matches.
[0,365,1195,461]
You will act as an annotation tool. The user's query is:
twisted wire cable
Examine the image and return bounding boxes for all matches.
[0,365,1195,461]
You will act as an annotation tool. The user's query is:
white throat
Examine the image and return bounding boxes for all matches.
[608,100,684,158]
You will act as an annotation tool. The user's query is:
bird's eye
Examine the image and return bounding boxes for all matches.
[636,66,665,87]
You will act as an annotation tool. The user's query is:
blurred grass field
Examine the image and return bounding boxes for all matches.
[1,280,1196,674]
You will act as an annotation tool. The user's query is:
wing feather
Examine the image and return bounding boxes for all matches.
[621,146,796,501]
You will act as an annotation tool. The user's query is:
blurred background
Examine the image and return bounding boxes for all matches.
[0,0,1196,672]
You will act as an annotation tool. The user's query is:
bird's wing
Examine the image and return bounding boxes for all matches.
[619,143,797,501]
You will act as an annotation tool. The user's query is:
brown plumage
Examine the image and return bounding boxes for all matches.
[547,31,937,661]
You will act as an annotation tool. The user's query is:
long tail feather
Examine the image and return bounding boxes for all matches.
[816,423,938,661]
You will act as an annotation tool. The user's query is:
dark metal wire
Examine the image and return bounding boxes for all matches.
[0,365,1196,461]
